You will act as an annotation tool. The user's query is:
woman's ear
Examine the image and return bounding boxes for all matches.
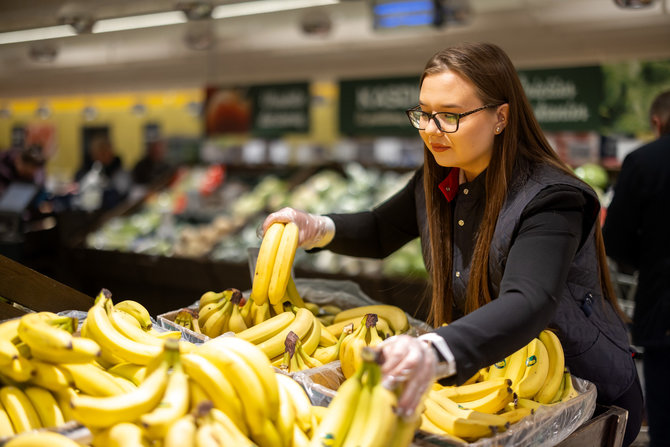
[496,103,509,130]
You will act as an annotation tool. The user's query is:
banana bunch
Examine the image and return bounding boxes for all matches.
[422,329,580,442]
[310,347,417,447]
[331,304,409,336]
[339,314,385,379]
[250,222,300,307]
[173,309,201,334]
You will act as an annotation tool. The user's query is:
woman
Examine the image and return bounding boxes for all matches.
[263,42,642,445]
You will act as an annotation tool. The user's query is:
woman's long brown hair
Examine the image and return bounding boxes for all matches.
[421,42,626,326]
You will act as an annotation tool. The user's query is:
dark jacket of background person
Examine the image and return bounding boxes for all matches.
[0,145,46,197]
[131,140,174,185]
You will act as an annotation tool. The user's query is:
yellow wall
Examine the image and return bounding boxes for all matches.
[0,89,203,180]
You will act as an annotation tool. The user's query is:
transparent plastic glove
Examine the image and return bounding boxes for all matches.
[261,207,335,250]
[378,334,438,419]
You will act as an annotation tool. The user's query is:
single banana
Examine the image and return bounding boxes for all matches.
[276,381,297,447]
[516,337,550,398]
[0,357,34,383]
[436,377,511,403]
[114,300,153,330]
[110,310,167,348]
[197,301,226,329]
[199,289,233,310]
[286,276,307,308]
[340,316,370,379]
[107,362,147,387]
[0,386,42,433]
[0,400,15,438]
[313,326,349,364]
[534,330,565,404]
[388,412,421,447]
[28,336,101,364]
[164,414,196,447]
[0,339,19,367]
[317,320,339,346]
[17,312,75,352]
[487,356,510,380]
[112,306,143,329]
[227,292,248,333]
[268,222,300,305]
[275,372,313,434]
[499,406,533,424]
[503,344,528,391]
[309,360,367,447]
[257,308,315,359]
[239,296,254,327]
[23,386,65,429]
[300,314,321,356]
[106,422,149,447]
[62,362,128,397]
[69,352,170,428]
[340,360,375,447]
[427,391,508,429]
[253,301,272,326]
[250,222,285,306]
[550,371,567,404]
[140,360,190,439]
[455,385,514,414]
[0,319,20,344]
[209,407,256,446]
[423,398,495,441]
[292,423,311,447]
[559,369,579,401]
[3,431,81,447]
[85,290,161,365]
[236,311,296,344]
[180,353,246,432]
[515,397,543,410]
[333,304,409,335]
[205,336,279,421]
[201,300,233,338]
[27,359,73,392]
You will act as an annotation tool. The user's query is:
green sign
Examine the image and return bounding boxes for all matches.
[339,76,420,136]
[249,82,310,136]
[517,66,603,131]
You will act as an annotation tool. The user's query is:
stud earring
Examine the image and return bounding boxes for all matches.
[496,127,501,133]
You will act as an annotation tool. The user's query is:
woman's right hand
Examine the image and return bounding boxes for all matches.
[262,207,335,249]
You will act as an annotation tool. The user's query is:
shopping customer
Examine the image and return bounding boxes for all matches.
[262,42,643,445]
[603,90,670,447]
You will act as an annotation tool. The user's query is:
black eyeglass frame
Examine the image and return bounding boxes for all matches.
[405,103,502,133]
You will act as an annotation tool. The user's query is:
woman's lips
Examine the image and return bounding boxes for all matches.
[431,144,450,153]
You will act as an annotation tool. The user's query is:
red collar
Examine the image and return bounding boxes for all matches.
[438,168,459,202]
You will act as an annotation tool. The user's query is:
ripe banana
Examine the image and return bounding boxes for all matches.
[257,308,315,359]
[106,422,149,447]
[62,362,127,397]
[276,377,297,447]
[333,304,409,335]
[85,290,161,365]
[499,406,533,424]
[326,315,393,339]
[253,301,272,326]
[340,315,373,379]
[0,339,19,367]
[204,336,279,421]
[293,423,311,447]
[209,406,257,446]
[488,357,509,380]
[199,289,233,310]
[456,385,514,414]
[17,313,75,351]
[534,330,565,404]
[516,337,549,398]
[3,431,81,447]
[274,372,313,434]
[114,300,153,330]
[0,386,42,433]
[268,222,300,305]
[504,344,528,390]
[140,360,189,439]
[23,386,65,428]
[236,311,295,344]
[286,276,307,308]
[201,300,233,338]
[180,353,246,433]
[309,359,366,447]
[109,309,164,348]
[250,222,285,306]
[340,361,376,447]
[198,300,226,328]
[356,368,400,447]
[559,369,579,401]
[300,314,321,356]
[69,343,174,428]
[436,377,511,403]
[427,391,508,429]
[423,398,495,441]
[28,336,101,364]
[174,308,201,334]
[0,357,34,383]
[107,363,147,386]
[164,414,196,447]
[313,326,349,364]
[227,293,248,333]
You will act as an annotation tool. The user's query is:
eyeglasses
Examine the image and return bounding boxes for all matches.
[406,103,500,133]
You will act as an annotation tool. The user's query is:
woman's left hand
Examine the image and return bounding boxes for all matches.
[378,334,438,418]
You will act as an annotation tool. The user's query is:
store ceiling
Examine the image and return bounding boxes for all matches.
[0,0,669,97]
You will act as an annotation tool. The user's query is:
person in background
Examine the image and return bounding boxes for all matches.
[131,139,174,185]
[0,144,46,197]
[603,90,670,447]
[75,135,124,183]
[75,135,130,210]
[262,42,643,446]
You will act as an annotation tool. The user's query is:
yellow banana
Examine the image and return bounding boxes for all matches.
[251,222,285,306]
[487,356,510,380]
[313,326,349,364]
[228,292,249,333]
[423,398,495,441]
[23,386,64,429]
[268,222,300,305]
[275,372,313,434]
[29,336,101,364]
[237,311,295,344]
[355,360,398,447]
[110,310,166,348]
[436,377,511,402]
[534,330,565,404]
[276,378,297,447]
[297,343,323,369]
[309,359,367,447]
[0,357,34,383]
[62,362,127,397]
[85,291,162,365]
[180,353,246,433]
[499,406,533,424]
[286,276,307,308]
[292,423,311,447]
[257,308,315,359]
[197,301,226,328]
[333,304,409,335]
[326,316,393,339]
[340,362,376,447]
[456,385,514,414]
[140,360,190,439]
[0,339,19,366]
[114,300,153,330]
[4,431,81,447]
[516,337,549,398]
[515,397,544,410]
[164,414,196,447]
[201,300,233,338]
[550,371,567,404]
[427,391,508,428]
[0,400,15,439]
[253,300,272,326]
[340,316,371,379]
[106,422,149,447]
[0,386,42,433]
[0,319,20,343]
[107,363,147,386]
[209,407,257,446]
[205,336,279,421]
[17,312,75,351]
[300,314,321,356]
[559,369,579,401]
[504,344,528,390]
[69,342,175,428]
[389,412,421,447]
[199,289,233,310]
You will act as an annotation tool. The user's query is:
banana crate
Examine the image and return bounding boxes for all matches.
[293,361,598,447]
[156,305,209,344]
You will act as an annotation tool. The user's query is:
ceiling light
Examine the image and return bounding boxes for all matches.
[211,0,339,19]
[92,11,188,34]
[0,25,75,45]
